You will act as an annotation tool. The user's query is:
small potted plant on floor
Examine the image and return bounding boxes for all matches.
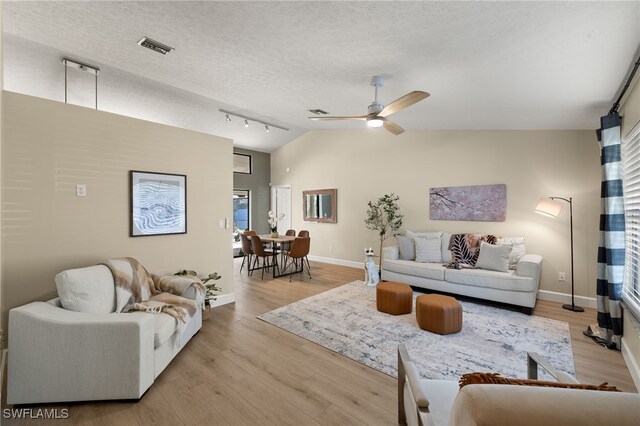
[174,270,222,320]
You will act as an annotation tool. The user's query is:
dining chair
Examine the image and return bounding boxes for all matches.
[298,230,310,237]
[250,235,273,280]
[239,233,254,275]
[279,229,296,263]
[243,230,257,236]
[282,237,311,282]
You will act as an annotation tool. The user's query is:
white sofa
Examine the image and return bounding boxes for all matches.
[382,231,543,314]
[7,264,202,405]
[398,344,640,426]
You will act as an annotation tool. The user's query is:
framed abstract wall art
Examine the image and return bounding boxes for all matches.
[233,153,252,174]
[130,170,187,236]
[429,184,506,222]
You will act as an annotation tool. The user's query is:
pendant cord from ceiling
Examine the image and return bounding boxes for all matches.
[610,45,640,115]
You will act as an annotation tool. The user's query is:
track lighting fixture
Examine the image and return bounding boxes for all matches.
[219,109,289,132]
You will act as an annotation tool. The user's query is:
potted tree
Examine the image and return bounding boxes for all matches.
[364,193,404,275]
[174,270,222,320]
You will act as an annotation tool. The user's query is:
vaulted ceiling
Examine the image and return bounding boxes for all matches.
[3,1,640,152]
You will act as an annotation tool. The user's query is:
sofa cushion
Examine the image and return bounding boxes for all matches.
[498,236,526,269]
[384,259,446,281]
[476,242,511,272]
[444,268,535,292]
[154,312,177,348]
[415,237,442,263]
[396,235,416,260]
[55,265,116,313]
[441,232,453,263]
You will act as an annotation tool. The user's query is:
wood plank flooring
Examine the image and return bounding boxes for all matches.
[2,259,636,425]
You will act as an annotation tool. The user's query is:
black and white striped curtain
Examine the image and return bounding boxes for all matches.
[596,112,625,350]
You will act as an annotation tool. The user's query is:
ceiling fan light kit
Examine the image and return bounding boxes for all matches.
[367,118,384,128]
[308,75,429,135]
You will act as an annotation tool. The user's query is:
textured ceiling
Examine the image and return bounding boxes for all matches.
[3,1,640,152]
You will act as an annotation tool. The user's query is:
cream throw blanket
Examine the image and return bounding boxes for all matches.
[101,257,205,342]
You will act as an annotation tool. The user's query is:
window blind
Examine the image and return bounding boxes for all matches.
[622,130,640,320]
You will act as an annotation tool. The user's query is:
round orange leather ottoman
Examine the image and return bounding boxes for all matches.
[376,281,413,315]
[416,294,462,335]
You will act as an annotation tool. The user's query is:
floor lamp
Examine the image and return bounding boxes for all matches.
[536,197,584,312]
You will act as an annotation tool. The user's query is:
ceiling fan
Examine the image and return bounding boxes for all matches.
[308,76,429,135]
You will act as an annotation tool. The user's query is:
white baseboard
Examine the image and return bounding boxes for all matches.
[209,293,235,308]
[622,337,640,392]
[536,290,597,309]
[307,255,363,269]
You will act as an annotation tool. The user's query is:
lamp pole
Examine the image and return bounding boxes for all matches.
[551,197,584,312]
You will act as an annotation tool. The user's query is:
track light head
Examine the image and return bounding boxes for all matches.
[218,109,289,132]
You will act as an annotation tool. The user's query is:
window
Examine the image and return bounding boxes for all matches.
[622,129,640,319]
[233,190,250,242]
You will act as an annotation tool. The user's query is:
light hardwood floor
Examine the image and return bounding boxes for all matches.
[2,259,636,425]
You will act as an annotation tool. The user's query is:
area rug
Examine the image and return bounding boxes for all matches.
[258,281,575,380]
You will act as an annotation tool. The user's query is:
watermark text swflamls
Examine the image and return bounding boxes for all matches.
[3,408,69,420]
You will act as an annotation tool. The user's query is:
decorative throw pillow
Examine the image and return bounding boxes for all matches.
[475,242,512,272]
[55,265,116,313]
[459,372,619,392]
[406,230,443,241]
[498,236,526,269]
[441,232,453,263]
[396,235,416,260]
[415,237,442,263]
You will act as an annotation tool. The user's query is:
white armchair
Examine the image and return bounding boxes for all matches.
[7,264,202,405]
[398,344,640,426]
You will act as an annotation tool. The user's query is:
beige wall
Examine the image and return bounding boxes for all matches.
[1,92,234,327]
[271,129,600,299]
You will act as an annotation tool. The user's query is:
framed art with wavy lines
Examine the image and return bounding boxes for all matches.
[130,170,187,236]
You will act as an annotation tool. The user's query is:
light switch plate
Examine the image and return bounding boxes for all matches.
[76,184,86,197]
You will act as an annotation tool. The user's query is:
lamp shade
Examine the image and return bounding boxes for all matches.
[536,198,563,218]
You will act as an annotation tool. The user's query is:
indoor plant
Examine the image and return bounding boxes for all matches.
[364,193,404,274]
[267,210,285,236]
[174,269,222,319]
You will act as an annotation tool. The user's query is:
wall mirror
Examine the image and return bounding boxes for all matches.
[303,189,337,223]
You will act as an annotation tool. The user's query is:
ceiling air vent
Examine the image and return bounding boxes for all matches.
[308,109,329,115]
[137,37,175,55]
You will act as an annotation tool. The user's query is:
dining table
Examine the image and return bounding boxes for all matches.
[254,234,297,278]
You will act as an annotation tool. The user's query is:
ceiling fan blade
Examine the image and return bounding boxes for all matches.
[308,115,367,121]
[383,120,404,135]
[378,91,430,118]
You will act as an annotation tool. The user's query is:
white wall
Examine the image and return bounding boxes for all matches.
[271,129,600,299]
[2,92,234,326]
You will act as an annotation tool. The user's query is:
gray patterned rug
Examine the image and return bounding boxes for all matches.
[258,281,575,380]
